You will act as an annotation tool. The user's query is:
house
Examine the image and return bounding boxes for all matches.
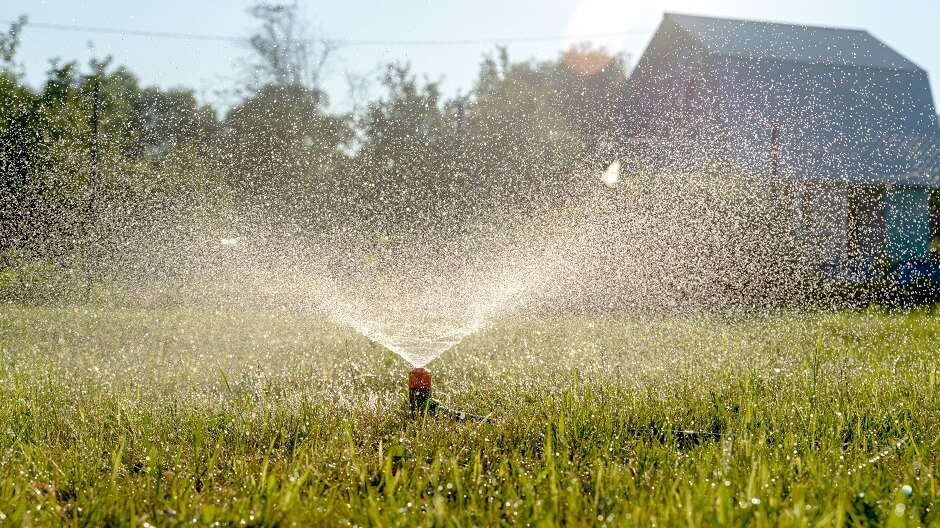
[621,13,940,275]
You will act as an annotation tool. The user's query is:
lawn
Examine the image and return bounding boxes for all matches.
[0,305,938,526]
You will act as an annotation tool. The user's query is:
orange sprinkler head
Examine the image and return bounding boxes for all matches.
[409,367,432,390]
[406,367,489,422]
[409,367,434,417]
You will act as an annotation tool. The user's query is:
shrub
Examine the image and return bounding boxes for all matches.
[0,249,85,305]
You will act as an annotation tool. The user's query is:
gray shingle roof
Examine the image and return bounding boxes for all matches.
[886,134,940,183]
[666,13,923,71]
[780,133,940,187]
[623,13,940,186]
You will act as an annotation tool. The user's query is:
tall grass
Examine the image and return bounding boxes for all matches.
[0,305,937,526]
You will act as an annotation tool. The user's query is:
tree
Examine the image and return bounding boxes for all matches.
[221,83,351,221]
[354,64,463,226]
[0,16,33,250]
[128,87,218,159]
[552,44,630,163]
[458,48,588,212]
[242,1,334,92]
[0,15,27,75]
[0,58,94,257]
[347,46,632,229]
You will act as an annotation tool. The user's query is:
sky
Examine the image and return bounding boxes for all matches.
[3,0,940,113]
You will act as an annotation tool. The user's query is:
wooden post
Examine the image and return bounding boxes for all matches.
[770,121,780,178]
[91,79,100,192]
[84,78,101,300]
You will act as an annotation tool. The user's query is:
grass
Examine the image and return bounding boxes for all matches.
[0,305,938,526]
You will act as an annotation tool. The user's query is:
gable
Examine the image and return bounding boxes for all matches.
[622,16,716,136]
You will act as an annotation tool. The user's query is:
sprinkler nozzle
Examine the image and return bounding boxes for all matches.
[409,367,434,416]
[407,367,491,423]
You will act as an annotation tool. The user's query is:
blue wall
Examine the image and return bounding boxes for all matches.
[885,187,931,261]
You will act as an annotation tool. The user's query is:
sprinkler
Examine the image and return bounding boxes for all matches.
[408,367,490,423]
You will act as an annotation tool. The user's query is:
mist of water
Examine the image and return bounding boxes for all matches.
[96,154,802,368]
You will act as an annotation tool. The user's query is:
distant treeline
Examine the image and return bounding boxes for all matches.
[0,5,631,266]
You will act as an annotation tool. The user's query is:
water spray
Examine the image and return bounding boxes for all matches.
[408,367,490,423]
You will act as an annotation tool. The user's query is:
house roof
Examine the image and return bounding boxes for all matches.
[666,13,923,72]
[623,13,940,186]
[884,134,940,184]
[704,53,940,184]
[782,133,940,187]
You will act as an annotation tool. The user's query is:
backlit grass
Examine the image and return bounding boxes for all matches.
[0,305,938,526]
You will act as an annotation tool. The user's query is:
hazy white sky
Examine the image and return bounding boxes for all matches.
[4,0,939,112]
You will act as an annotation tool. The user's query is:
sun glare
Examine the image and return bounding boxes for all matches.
[563,0,639,52]
[564,0,730,54]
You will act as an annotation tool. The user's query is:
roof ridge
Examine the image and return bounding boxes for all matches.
[664,12,868,34]
[662,12,921,72]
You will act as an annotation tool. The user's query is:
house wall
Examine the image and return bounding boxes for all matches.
[885,187,931,261]
[798,182,848,264]
[798,184,931,264]
[847,185,887,260]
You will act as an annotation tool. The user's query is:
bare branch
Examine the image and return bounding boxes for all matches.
[242,1,334,92]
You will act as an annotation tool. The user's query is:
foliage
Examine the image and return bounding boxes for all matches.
[127,87,219,160]
[5,13,922,309]
[221,82,352,227]
[0,250,84,304]
[0,15,27,74]
[353,64,463,228]
[0,11,633,265]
